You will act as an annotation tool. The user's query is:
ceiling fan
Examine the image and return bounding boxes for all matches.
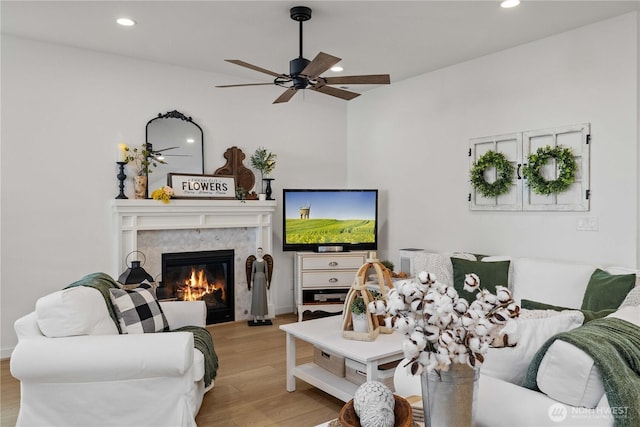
[145,145,191,163]
[216,6,391,104]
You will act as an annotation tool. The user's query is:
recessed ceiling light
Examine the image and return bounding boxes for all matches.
[330,66,343,72]
[500,0,520,8]
[186,138,195,143]
[116,18,136,27]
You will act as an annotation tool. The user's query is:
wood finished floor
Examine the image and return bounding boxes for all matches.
[0,313,344,427]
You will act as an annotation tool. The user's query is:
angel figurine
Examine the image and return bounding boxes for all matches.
[245,247,273,324]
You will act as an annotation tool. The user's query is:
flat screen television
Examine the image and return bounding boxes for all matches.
[282,189,378,252]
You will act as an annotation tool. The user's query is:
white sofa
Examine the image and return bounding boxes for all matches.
[10,284,210,427]
[393,253,640,427]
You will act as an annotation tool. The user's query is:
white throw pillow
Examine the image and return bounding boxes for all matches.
[534,305,640,409]
[36,286,118,337]
[481,309,584,386]
[607,305,640,326]
[512,258,598,308]
[619,286,640,308]
[537,340,605,408]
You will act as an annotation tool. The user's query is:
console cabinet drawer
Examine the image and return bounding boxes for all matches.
[301,271,357,288]
[295,251,368,321]
[302,255,366,270]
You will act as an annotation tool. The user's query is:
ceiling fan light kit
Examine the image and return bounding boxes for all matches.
[216,5,390,104]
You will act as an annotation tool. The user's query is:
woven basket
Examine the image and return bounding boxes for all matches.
[338,395,413,427]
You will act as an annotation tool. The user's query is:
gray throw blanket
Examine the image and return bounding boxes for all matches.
[523,317,640,427]
[65,272,218,386]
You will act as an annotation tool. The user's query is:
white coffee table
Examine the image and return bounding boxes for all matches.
[280,315,405,402]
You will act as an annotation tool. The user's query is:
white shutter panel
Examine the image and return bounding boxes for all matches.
[469,133,522,211]
[523,124,590,211]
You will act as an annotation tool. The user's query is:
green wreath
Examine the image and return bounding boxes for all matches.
[470,150,515,198]
[522,145,576,195]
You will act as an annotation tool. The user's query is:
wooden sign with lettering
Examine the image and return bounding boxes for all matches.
[168,173,236,199]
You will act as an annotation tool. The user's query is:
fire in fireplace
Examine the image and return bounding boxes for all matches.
[159,249,234,324]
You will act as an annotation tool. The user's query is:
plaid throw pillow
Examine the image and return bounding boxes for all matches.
[109,282,169,333]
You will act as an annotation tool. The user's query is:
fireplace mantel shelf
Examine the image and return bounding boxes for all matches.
[112,199,276,227]
[112,198,276,213]
[111,199,276,279]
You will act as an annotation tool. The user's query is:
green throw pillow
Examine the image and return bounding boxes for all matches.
[450,258,510,302]
[521,299,616,323]
[581,269,636,312]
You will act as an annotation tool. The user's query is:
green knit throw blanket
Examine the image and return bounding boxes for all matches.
[523,317,640,427]
[173,326,219,387]
[65,272,218,386]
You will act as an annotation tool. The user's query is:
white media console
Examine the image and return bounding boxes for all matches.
[294,251,368,321]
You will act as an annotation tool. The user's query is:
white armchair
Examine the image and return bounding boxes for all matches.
[10,287,209,427]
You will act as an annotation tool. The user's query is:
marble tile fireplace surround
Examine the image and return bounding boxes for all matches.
[111,199,276,322]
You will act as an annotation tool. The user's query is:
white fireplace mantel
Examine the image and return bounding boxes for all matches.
[111,199,276,277]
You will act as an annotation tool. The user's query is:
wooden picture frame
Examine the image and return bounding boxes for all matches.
[168,173,236,199]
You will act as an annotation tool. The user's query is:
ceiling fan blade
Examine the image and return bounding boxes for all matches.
[225,60,285,78]
[322,74,391,85]
[301,52,341,79]
[310,85,360,101]
[273,87,298,104]
[216,82,276,88]
[154,146,179,153]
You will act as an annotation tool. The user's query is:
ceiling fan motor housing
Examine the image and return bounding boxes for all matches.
[290,6,311,21]
[290,57,311,88]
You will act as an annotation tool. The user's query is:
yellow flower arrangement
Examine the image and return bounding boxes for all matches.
[151,186,174,204]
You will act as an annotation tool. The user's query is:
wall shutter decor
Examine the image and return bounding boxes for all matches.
[469,123,590,212]
[469,133,522,211]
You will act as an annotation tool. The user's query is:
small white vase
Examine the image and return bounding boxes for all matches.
[352,313,368,332]
[258,193,267,201]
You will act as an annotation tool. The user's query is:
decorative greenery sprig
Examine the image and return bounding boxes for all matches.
[351,296,366,315]
[250,147,277,193]
[125,144,165,176]
[469,150,515,198]
[522,145,576,195]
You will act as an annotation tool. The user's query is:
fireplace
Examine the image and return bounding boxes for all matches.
[112,199,276,322]
[159,249,235,325]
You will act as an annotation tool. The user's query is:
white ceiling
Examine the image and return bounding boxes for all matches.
[2,1,639,92]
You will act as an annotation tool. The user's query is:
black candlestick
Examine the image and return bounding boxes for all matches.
[116,161,128,199]
[263,178,275,200]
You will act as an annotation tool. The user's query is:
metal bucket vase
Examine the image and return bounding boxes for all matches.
[421,363,480,427]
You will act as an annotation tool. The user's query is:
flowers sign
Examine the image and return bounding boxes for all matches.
[369,272,519,375]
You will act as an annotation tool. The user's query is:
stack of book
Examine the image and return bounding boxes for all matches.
[405,395,424,424]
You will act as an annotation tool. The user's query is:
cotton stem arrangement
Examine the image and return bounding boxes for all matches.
[369,272,520,375]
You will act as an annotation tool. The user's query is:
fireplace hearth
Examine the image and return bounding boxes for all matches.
[159,249,234,324]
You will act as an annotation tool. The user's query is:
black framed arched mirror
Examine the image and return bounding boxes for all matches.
[145,110,204,196]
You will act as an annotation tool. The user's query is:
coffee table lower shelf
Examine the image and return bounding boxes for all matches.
[293,363,359,402]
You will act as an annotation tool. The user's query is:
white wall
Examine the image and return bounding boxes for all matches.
[0,35,348,356]
[3,12,638,357]
[348,13,639,268]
